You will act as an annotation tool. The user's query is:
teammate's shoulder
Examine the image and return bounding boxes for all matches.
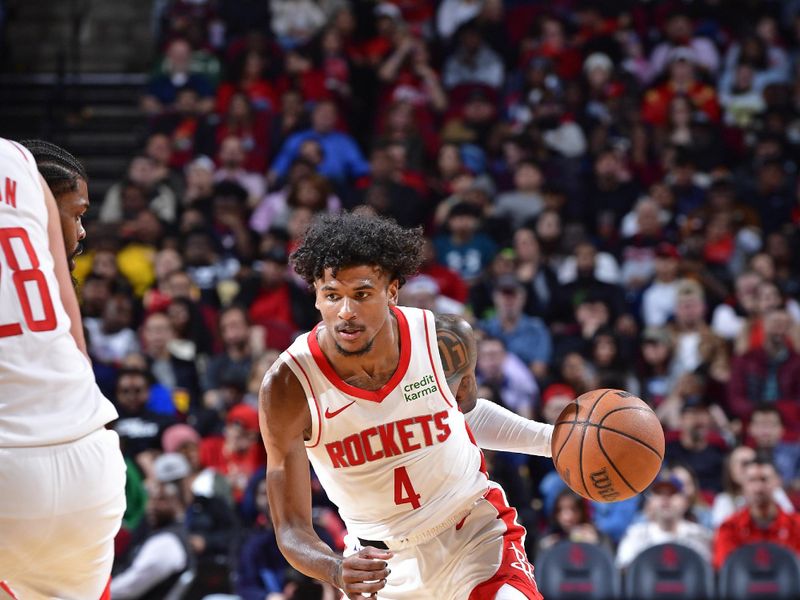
[395,305,472,336]
[433,313,476,377]
[433,312,474,338]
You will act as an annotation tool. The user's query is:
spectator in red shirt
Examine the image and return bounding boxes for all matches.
[713,458,800,569]
[519,15,582,81]
[417,237,468,303]
[215,93,271,174]
[377,36,448,121]
[150,88,217,169]
[318,26,352,105]
[199,403,266,502]
[216,50,278,115]
[234,246,318,342]
[642,47,720,127]
[362,3,405,69]
[241,247,296,331]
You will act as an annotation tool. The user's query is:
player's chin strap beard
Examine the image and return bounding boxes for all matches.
[68,243,83,289]
[334,338,374,357]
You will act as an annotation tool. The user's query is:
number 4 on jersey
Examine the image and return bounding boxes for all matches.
[393,466,421,509]
[0,227,56,337]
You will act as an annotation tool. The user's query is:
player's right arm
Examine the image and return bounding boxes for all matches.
[436,313,554,457]
[259,360,392,599]
[43,174,88,357]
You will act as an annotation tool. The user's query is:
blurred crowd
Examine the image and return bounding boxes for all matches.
[72,0,800,597]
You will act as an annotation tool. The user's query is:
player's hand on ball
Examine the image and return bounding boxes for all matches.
[337,547,393,599]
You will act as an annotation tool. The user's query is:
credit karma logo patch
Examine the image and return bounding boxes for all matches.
[403,374,437,402]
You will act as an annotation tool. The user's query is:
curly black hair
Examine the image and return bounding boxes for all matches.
[291,213,424,286]
[19,139,88,196]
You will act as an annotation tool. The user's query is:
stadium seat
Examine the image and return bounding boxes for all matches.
[183,556,233,600]
[163,570,196,600]
[536,541,619,600]
[623,543,713,599]
[718,542,800,600]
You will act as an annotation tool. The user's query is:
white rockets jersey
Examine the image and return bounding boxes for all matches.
[280,305,489,542]
[0,138,117,447]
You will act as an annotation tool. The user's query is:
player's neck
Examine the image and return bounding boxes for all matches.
[320,311,400,386]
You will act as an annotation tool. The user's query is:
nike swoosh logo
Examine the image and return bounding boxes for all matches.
[324,400,356,419]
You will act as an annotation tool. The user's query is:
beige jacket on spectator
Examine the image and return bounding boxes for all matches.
[668,322,730,384]
[616,520,712,569]
[100,182,177,224]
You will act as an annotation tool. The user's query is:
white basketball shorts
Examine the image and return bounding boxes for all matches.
[344,483,543,600]
[0,428,126,600]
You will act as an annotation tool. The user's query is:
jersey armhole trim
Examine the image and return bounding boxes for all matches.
[4,140,44,199]
[422,309,455,408]
[6,140,28,162]
[286,350,322,448]
[422,308,488,478]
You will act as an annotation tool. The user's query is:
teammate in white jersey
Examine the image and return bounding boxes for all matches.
[0,139,125,600]
[260,214,554,600]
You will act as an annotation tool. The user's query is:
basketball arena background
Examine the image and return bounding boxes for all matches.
[2,1,800,598]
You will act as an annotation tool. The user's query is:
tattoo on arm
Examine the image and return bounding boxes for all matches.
[435,314,477,385]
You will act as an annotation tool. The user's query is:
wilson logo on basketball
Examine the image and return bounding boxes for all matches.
[590,467,620,501]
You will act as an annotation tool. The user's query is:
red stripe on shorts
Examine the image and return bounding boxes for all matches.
[99,576,111,600]
[0,581,18,599]
[468,487,543,600]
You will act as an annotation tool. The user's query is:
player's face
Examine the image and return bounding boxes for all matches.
[57,179,89,271]
[315,265,399,357]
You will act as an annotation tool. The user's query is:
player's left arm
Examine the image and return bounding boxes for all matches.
[435,313,554,457]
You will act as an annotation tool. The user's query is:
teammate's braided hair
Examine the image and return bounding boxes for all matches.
[19,140,88,196]
[291,212,424,287]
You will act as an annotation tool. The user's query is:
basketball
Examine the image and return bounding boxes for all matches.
[551,388,665,503]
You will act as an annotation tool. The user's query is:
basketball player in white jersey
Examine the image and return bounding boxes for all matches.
[0,139,125,599]
[260,214,554,599]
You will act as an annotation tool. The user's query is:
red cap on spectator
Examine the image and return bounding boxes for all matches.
[655,242,680,260]
[227,403,260,433]
[542,384,576,404]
